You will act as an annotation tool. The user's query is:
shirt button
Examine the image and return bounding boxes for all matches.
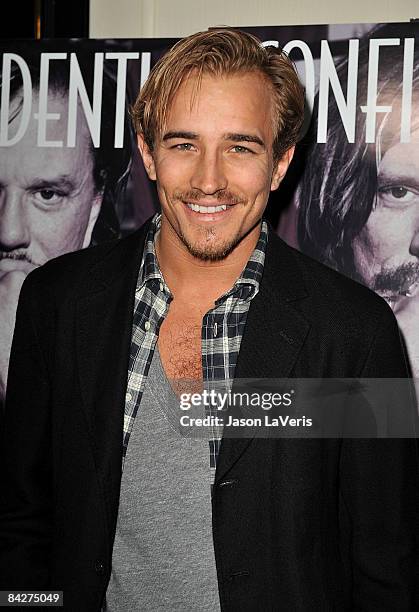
[159,282,164,292]
[213,322,218,337]
[144,320,151,331]
[125,392,132,402]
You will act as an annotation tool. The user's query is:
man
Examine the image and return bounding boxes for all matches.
[297,22,419,377]
[0,29,418,611]
[0,46,135,402]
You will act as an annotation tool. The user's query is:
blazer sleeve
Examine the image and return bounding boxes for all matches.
[339,305,419,611]
[0,271,53,589]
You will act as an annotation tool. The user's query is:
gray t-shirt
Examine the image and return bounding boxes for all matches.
[104,345,221,611]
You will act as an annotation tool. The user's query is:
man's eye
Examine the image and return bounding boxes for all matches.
[174,143,194,151]
[388,187,409,199]
[33,189,63,205]
[232,145,251,154]
[40,189,57,200]
[377,185,418,206]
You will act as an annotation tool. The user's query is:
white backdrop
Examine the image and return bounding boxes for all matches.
[90,0,419,38]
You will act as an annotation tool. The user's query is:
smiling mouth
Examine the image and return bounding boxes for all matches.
[184,202,231,213]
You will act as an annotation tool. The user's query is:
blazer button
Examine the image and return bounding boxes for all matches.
[218,478,238,488]
[94,560,105,575]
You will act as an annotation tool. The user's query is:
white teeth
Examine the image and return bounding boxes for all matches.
[187,203,227,213]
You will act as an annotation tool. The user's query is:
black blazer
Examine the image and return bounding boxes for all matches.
[0,219,418,611]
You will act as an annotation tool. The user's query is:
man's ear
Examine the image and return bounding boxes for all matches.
[82,192,103,248]
[137,133,157,181]
[270,145,295,191]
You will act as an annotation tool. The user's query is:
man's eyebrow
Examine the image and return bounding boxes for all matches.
[377,170,419,189]
[224,133,265,148]
[28,176,76,191]
[162,131,199,141]
[161,131,266,148]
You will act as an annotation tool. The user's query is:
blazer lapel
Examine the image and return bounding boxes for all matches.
[215,229,311,484]
[75,222,150,530]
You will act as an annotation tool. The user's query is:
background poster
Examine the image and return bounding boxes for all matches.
[257,22,419,379]
[0,22,418,406]
[0,38,164,404]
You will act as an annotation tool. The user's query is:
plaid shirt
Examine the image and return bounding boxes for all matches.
[123,213,268,482]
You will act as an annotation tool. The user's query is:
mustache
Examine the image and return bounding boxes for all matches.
[373,262,419,296]
[174,189,246,205]
[0,251,40,266]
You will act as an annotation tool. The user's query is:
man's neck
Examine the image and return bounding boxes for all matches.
[155,219,261,306]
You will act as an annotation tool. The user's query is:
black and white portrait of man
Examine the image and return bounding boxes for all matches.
[296,23,419,377]
[0,43,141,402]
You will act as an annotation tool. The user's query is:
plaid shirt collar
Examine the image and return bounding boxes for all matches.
[136,213,268,301]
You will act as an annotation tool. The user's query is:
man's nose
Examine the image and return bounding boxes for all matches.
[190,150,227,195]
[410,214,419,257]
[0,189,30,250]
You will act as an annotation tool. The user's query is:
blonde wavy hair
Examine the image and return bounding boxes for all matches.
[132,28,304,161]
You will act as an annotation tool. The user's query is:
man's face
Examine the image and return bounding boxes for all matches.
[352,130,419,310]
[0,91,102,278]
[139,71,293,261]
